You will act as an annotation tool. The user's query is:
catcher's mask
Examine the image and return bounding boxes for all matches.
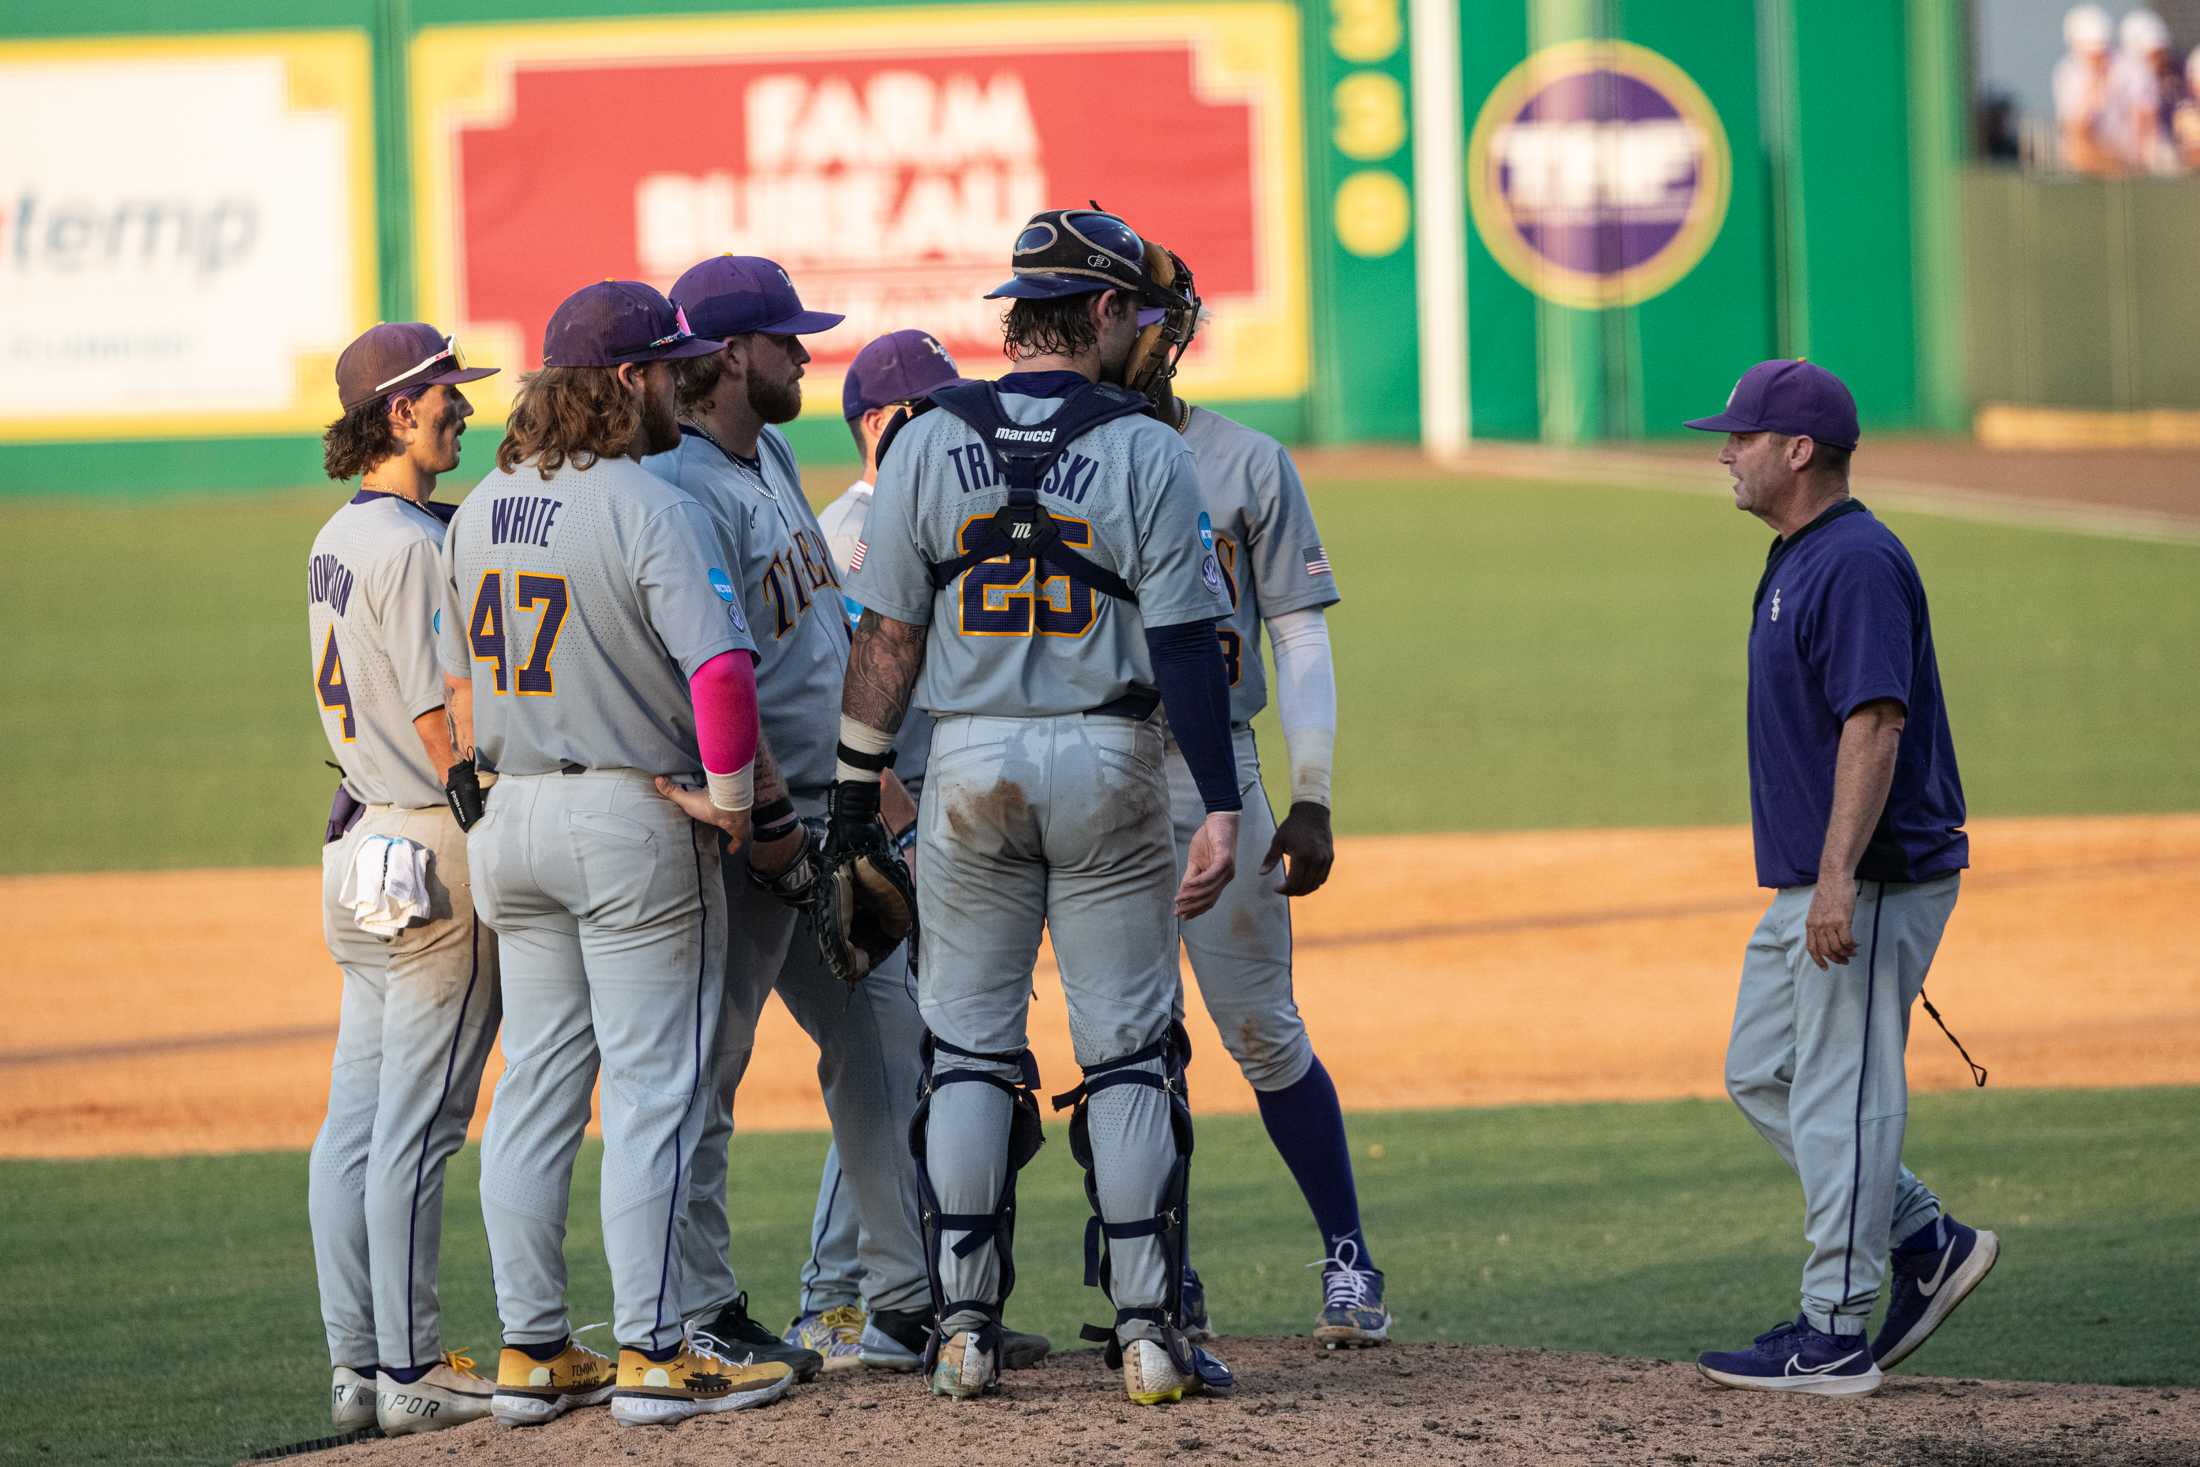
[985,208,1193,315]
[1125,241,1200,404]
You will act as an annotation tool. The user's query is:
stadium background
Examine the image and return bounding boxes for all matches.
[2,3,2196,1463]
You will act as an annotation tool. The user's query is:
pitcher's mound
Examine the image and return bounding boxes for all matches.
[284,1339,2195,1467]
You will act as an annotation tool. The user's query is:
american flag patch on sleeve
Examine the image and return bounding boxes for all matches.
[1303,544,1331,576]
[849,540,867,572]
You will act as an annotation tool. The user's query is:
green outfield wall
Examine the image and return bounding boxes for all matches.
[7,0,2153,496]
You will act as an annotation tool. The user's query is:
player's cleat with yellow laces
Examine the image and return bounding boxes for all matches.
[1122,1337,1202,1406]
[785,1304,868,1371]
[329,1366,377,1431]
[609,1326,796,1427]
[375,1350,495,1435]
[491,1330,617,1427]
[927,1329,999,1400]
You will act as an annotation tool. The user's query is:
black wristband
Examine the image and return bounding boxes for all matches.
[834,741,896,774]
[752,796,799,843]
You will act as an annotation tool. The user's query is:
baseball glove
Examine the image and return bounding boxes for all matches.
[758,784,916,985]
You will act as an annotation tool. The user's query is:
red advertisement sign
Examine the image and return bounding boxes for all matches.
[411,6,1309,413]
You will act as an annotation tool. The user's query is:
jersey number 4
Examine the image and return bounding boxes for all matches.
[470,570,568,695]
[317,628,356,741]
[956,515,1100,639]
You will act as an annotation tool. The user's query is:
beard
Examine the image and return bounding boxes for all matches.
[429,405,468,471]
[640,382,683,456]
[748,371,803,426]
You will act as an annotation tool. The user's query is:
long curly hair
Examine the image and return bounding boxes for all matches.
[1001,292,1125,362]
[320,396,405,481]
[496,367,639,478]
[671,349,730,415]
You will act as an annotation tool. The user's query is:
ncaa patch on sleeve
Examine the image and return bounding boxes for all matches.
[708,567,736,601]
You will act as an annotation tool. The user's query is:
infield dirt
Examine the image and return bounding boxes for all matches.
[292,1336,2200,1467]
[4,812,2196,1159]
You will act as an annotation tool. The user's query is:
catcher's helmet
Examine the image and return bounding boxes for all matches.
[986,208,1193,314]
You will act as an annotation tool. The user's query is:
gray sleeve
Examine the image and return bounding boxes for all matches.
[379,536,451,720]
[844,452,934,625]
[1247,442,1341,616]
[634,498,757,678]
[1131,435,1234,629]
[436,524,470,680]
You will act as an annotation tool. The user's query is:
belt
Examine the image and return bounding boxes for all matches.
[1085,687,1160,721]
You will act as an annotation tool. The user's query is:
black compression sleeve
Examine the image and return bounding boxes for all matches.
[1145,618,1241,813]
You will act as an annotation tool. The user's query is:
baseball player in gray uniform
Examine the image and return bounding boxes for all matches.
[837,209,1242,1405]
[789,329,1043,1375]
[439,280,793,1428]
[644,259,1037,1380]
[307,323,503,1437]
[1128,245,1391,1348]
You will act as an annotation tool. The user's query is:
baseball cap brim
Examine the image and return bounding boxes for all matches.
[423,365,501,390]
[986,274,1114,301]
[620,335,727,365]
[1683,412,1760,434]
[751,308,846,335]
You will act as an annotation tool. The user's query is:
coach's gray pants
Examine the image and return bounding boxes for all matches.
[681,819,929,1321]
[917,712,1184,1346]
[1166,727,1312,1090]
[1725,874,1958,1336]
[309,804,501,1369]
[470,770,725,1352]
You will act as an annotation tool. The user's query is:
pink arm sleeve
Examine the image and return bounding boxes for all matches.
[690,650,759,775]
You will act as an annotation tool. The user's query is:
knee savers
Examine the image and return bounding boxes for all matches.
[908,1033,1045,1368]
[1051,1021,1196,1367]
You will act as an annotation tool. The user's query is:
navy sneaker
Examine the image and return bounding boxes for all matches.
[1696,1317,1883,1396]
[1872,1214,2000,1370]
[1180,1266,1214,1343]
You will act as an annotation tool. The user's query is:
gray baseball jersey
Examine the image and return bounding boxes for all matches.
[816,478,933,789]
[644,426,846,799]
[308,492,457,808]
[848,387,1229,717]
[437,454,755,776]
[1177,408,1340,724]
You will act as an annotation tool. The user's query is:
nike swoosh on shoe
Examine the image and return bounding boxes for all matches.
[1786,1350,1864,1376]
[1915,1242,1957,1298]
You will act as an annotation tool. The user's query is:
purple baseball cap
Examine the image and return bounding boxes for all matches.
[1684,359,1860,450]
[670,255,845,340]
[540,280,724,368]
[842,329,971,419]
[335,322,498,411]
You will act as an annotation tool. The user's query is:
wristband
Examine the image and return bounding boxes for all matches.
[752,796,799,843]
[835,716,897,784]
[706,763,754,813]
[893,823,919,853]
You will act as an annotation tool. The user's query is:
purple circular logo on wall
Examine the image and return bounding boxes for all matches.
[1467,41,1731,309]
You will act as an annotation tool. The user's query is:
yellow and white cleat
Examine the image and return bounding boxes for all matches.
[609,1327,795,1427]
[492,1332,617,1427]
[375,1351,495,1436]
[928,1330,999,1400]
[1122,1338,1200,1406]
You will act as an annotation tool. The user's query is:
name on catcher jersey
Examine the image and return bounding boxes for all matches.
[644,425,847,800]
[307,492,458,808]
[846,376,1229,720]
[437,453,756,777]
[1180,407,1341,725]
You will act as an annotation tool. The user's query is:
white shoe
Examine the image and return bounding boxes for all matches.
[927,1330,998,1400]
[376,1351,495,1435]
[1123,1338,1199,1406]
[609,1324,796,1427]
[330,1366,377,1431]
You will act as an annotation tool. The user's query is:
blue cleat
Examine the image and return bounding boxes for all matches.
[1310,1240,1391,1349]
[1697,1317,1883,1396]
[1872,1214,2000,1370]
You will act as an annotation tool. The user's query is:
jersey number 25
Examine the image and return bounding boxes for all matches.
[470,571,568,695]
[956,515,1100,639]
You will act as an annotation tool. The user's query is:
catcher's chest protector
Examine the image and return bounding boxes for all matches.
[923,381,1153,604]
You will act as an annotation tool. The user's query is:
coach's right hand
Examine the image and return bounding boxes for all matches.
[655,775,752,848]
[1175,810,1239,920]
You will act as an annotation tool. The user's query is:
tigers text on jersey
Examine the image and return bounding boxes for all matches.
[436,453,756,778]
[846,374,1229,720]
[1179,407,1341,724]
[816,478,935,789]
[644,425,847,799]
[307,491,459,808]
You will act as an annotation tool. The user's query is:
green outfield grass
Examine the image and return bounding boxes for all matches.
[2,1087,2192,1465]
[2,474,2196,874]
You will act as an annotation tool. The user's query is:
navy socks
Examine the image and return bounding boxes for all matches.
[1253,1054,1374,1272]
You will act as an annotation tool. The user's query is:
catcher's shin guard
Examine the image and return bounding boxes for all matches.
[909,1034,1046,1372]
[1052,1023,1196,1368]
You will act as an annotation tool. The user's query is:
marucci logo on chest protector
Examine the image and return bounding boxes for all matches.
[994,426,1057,443]
[1006,521,1034,540]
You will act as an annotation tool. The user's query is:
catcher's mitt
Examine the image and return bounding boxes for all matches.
[758,785,916,985]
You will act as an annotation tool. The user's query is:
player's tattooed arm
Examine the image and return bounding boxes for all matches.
[842,609,925,736]
[443,673,476,759]
[752,734,789,809]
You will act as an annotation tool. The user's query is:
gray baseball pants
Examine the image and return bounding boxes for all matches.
[1725,873,1958,1335]
[309,803,501,1370]
[470,770,725,1352]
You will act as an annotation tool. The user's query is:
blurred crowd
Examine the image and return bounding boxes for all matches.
[2054,5,2200,173]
